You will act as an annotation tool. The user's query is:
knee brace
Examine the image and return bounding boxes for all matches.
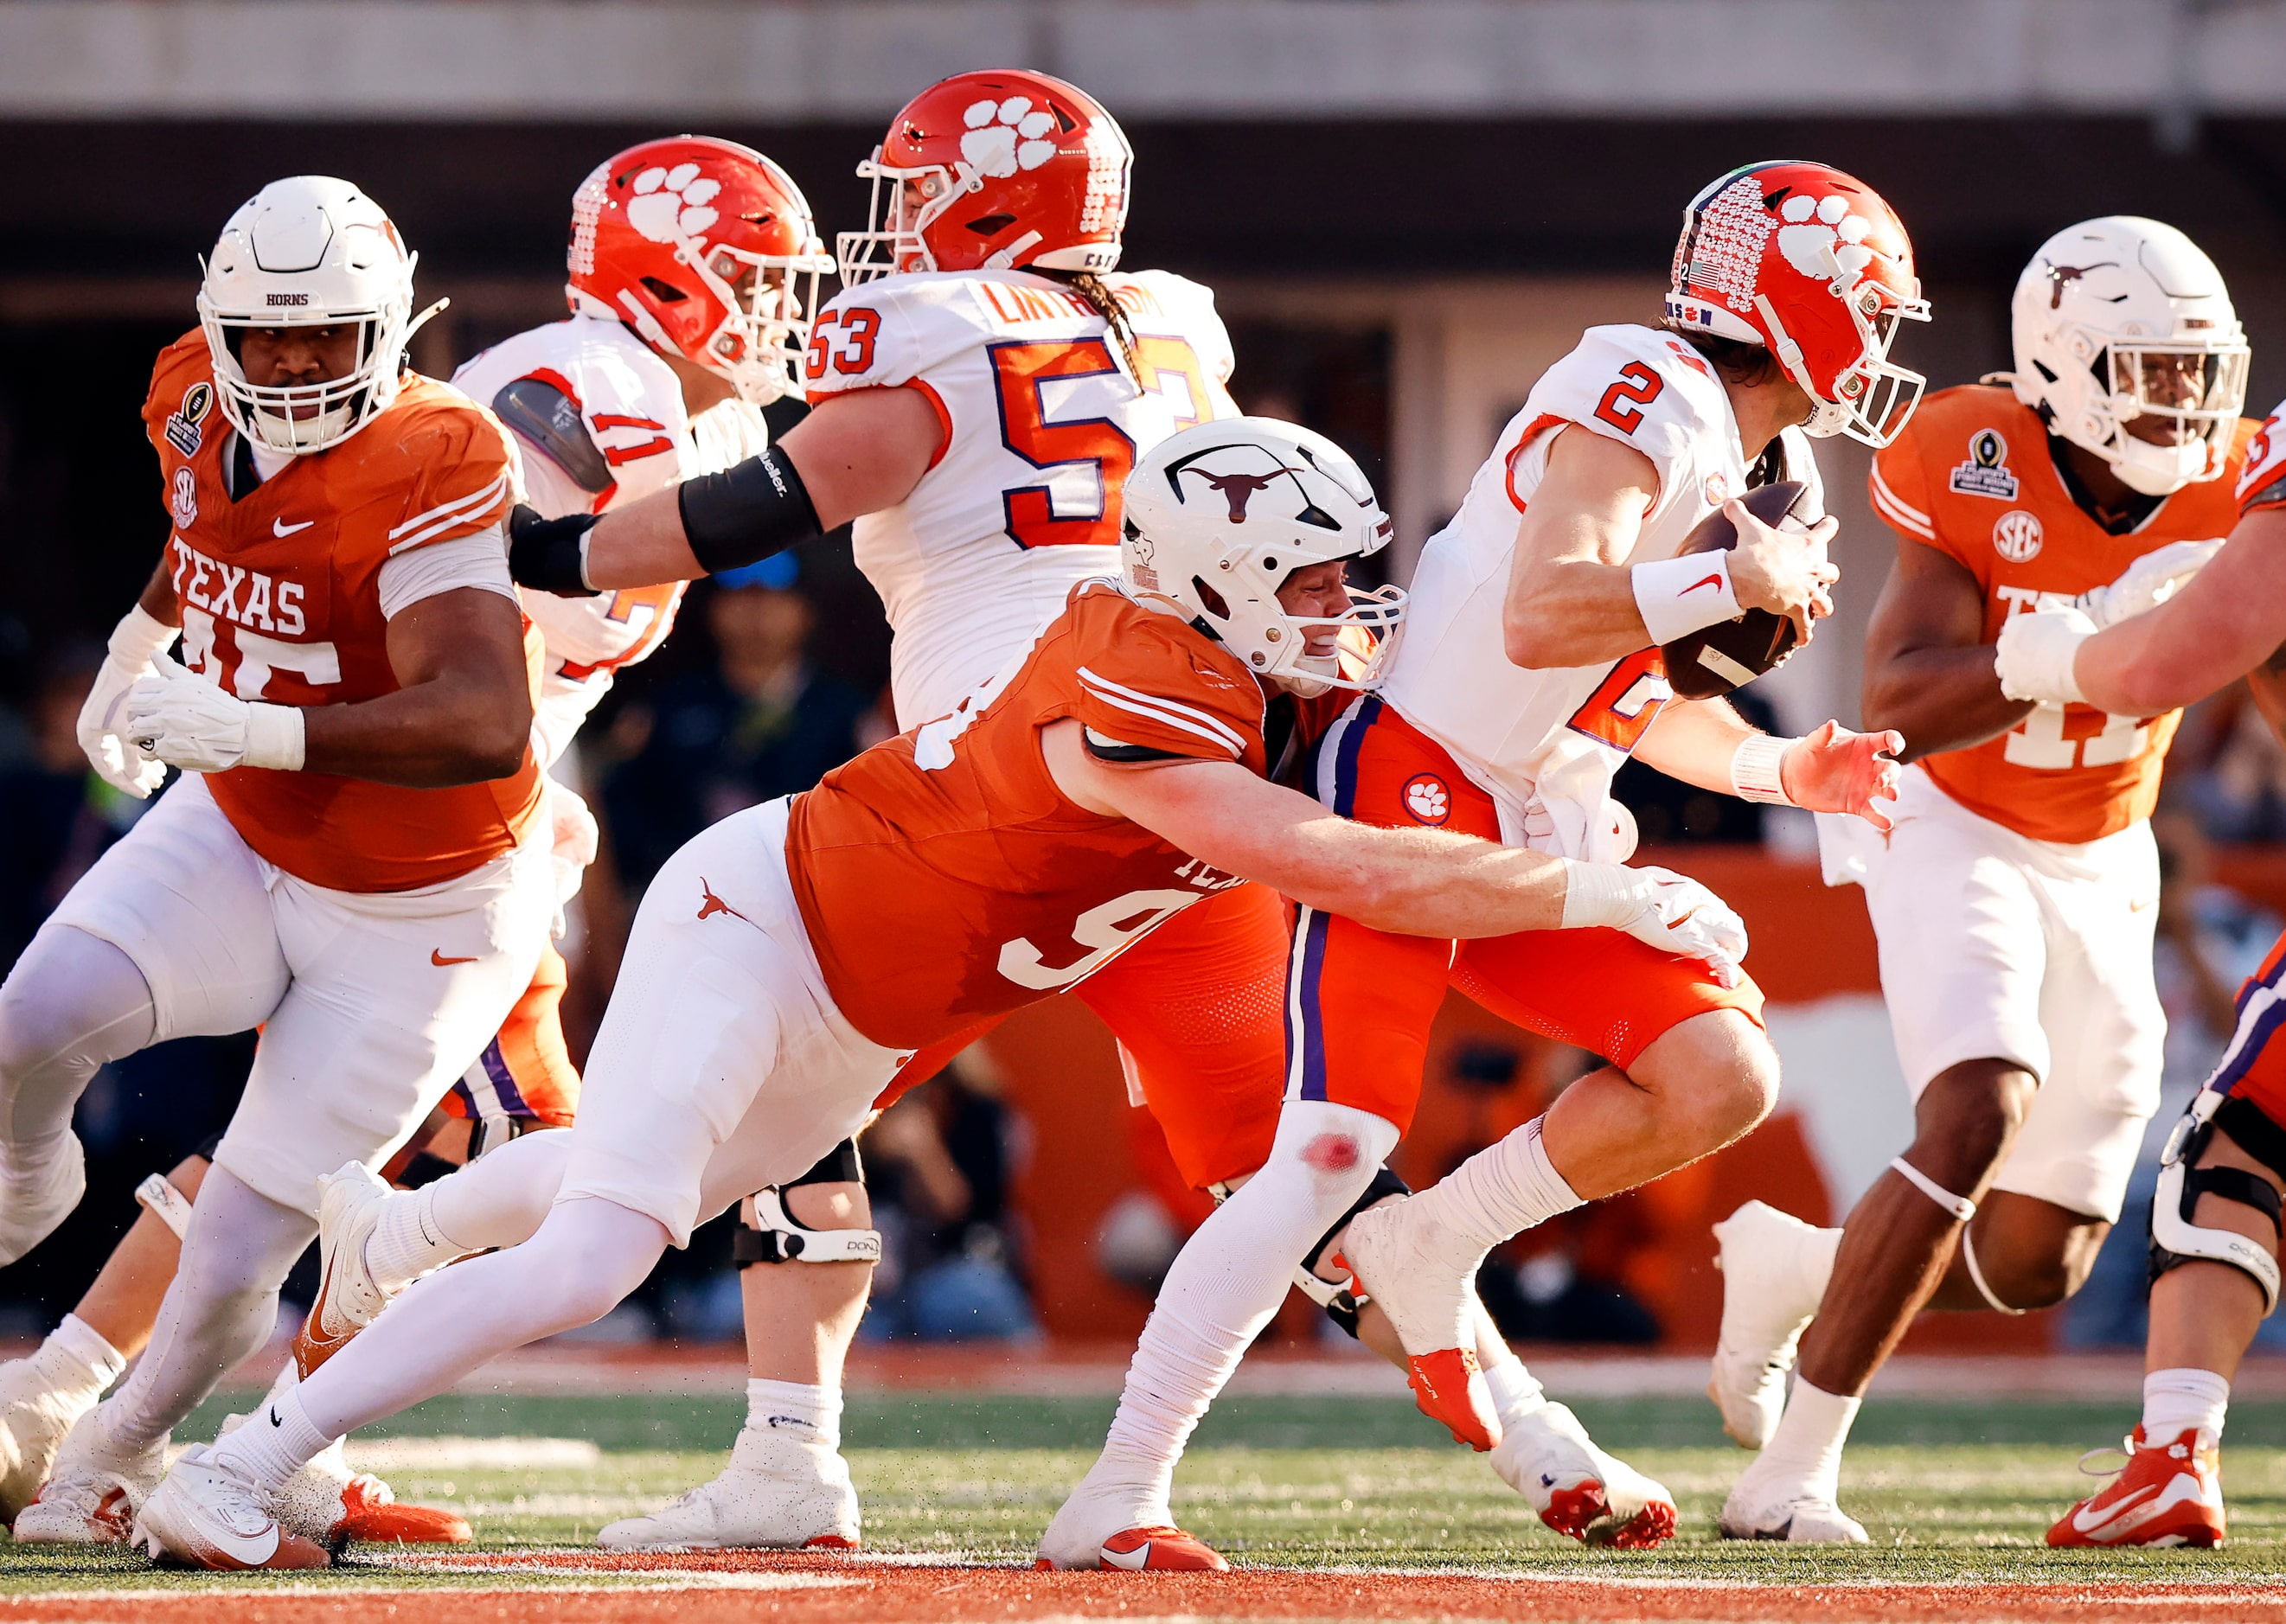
[134,1173,195,1240]
[1287,1163,1411,1339]
[2150,1089,2286,1315]
[733,1139,880,1266]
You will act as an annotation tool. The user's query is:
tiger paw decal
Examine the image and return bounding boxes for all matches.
[962,96,1060,179]
[626,163,721,244]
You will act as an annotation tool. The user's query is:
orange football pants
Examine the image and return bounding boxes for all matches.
[441,941,580,1129]
[1286,697,1764,1133]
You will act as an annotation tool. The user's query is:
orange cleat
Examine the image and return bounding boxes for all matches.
[329,1474,472,1544]
[1405,1348,1499,1452]
[1094,1525,1229,1570]
[2048,1426,2225,1549]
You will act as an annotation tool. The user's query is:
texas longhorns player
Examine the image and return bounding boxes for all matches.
[1981,263,2283,1551]
[132,419,1746,1571]
[0,137,826,1547]
[1708,217,2254,1544]
[0,176,558,1546]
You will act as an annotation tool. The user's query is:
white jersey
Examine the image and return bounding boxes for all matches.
[1380,323,1822,860]
[453,314,772,765]
[803,267,1237,726]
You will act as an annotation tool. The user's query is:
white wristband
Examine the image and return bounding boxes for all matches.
[1730,733,1798,806]
[578,527,598,594]
[1559,859,1639,931]
[108,604,179,667]
[1632,551,1741,646]
[1993,607,2092,706]
[242,703,306,771]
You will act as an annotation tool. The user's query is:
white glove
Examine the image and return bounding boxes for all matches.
[1994,604,2095,706]
[124,651,305,774]
[1559,860,1749,989]
[2075,538,2225,628]
[546,777,600,937]
[77,605,177,798]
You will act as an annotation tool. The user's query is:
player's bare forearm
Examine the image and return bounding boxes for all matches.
[1635,697,1755,792]
[2246,646,2286,745]
[1502,426,1659,668]
[300,588,531,785]
[2077,510,2286,715]
[135,558,181,626]
[580,487,707,591]
[1862,539,2028,761]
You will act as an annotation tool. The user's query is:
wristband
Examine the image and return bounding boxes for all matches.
[677,444,823,576]
[1558,860,1641,931]
[1993,606,2093,706]
[1730,733,1798,806]
[242,703,306,771]
[1632,551,1742,646]
[108,604,179,666]
[506,505,600,598]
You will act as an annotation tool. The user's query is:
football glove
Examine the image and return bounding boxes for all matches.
[125,651,304,774]
[78,605,178,798]
[1995,604,2096,707]
[545,777,599,937]
[1559,861,1749,988]
[2075,538,2224,629]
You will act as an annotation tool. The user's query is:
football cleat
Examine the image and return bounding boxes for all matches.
[1091,1525,1229,1571]
[598,1433,858,1550]
[0,1349,112,1525]
[218,1401,471,1546]
[293,1162,394,1378]
[1340,1199,1500,1451]
[134,1444,330,1570]
[2047,1426,2225,1549]
[1490,1400,1677,1549]
[13,1410,163,1546]
[0,1138,86,1269]
[1717,1476,1869,1544]
[1707,1201,1831,1450]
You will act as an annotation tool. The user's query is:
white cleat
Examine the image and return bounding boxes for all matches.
[12,1409,163,1545]
[134,1444,330,1570]
[1491,1400,1678,1548]
[293,1162,394,1378]
[1341,1196,1500,1450]
[1708,1201,1830,1451]
[1718,1475,1869,1544]
[0,1139,86,1268]
[599,1433,857,1550]
[0,1352,111,1524]
[216,1386,471,1547]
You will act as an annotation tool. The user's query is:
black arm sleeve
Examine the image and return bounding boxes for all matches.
[676,444,824,575]
[506,505,601,598]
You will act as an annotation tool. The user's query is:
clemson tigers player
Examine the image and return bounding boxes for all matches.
[0,176,559,1547]
[132,418,1748,1571]
[0,137,829,1548]
[1708,217,2254,1544]
[1989,285,2286,1553]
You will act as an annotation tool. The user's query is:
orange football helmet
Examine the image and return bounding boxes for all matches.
[567,135,835,404]
[1664,160,1929,447]
[838,70,1131,285]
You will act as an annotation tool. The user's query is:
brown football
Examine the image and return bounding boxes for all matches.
[1659,479,1821,702]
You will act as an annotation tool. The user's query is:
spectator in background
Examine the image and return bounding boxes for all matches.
[600,556,869,892]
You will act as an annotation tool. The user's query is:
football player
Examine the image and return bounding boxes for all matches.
[131,417,1750,1570]
[0,177,561,1545]
[1706,217,2254,1543]
[1988,290,2286,1553]
[0,137,829,1547]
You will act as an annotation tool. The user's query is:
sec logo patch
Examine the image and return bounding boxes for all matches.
[1403,773,1450,825]
[170,465,198,528]
[1993,509,2043,563]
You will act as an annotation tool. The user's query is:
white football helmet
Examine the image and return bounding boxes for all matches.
[2010,216,2249,496]
[1121,419,1406,696]
[196,176,435,454]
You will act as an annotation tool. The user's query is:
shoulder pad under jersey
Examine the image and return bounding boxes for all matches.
[490,376,612,496]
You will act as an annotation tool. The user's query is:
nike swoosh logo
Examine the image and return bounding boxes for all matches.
[431,949,478,966]
[2074,1483,2157,1533]
[269,1406,283,1428]
[1682,573,1726,595]
[272,518,315,537]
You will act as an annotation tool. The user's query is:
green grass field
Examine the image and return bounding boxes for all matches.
[2,1388,2284,1594]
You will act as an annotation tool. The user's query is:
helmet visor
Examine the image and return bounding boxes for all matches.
[2109,344,2251,450]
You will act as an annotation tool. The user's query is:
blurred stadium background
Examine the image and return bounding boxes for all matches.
[4,0,2286,1375]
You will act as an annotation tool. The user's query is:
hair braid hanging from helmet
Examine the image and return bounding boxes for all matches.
[1048,270,1140,380]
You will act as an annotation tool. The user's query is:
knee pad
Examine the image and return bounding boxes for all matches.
[734,1140,878,1266]
[1290,1163,1411,1340]
[2149,1089,2285,1315]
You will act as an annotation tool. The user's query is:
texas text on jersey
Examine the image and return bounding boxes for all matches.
[141,331,541,892]
[802,268,1239,724]
[1872,384,2257,843]
[787,579,1266,1050]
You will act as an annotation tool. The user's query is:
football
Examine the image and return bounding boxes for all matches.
[1658,478,1822,702]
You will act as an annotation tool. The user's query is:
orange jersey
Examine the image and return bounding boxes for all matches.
[788,579,1269,1051]
[143,332,543,892]
[1869,386,2256,843]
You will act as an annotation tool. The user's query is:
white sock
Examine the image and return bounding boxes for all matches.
[1482,1355,1546,1428]
[740,1378,842,1454]
[1754,1379,1860,1503]
[365,1132,573,1293]
[36,1314,125,1395]
[208,1383,334,1495]
[362,1188,467,1294]
[1411,1116,1583,1254]
[2142,1368,2230,1444]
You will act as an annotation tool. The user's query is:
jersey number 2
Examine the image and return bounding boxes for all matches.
[1594,362,1666,436]
[989,336,1213,550]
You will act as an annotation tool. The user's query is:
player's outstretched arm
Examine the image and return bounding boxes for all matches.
[1635,700,1901,828]
[509,386,944,594]
[2069,508,2286,716]
[1861,535,2030,760]
[1039,719,1746,976]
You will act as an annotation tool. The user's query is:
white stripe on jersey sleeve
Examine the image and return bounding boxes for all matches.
[1077,665,1249,754]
